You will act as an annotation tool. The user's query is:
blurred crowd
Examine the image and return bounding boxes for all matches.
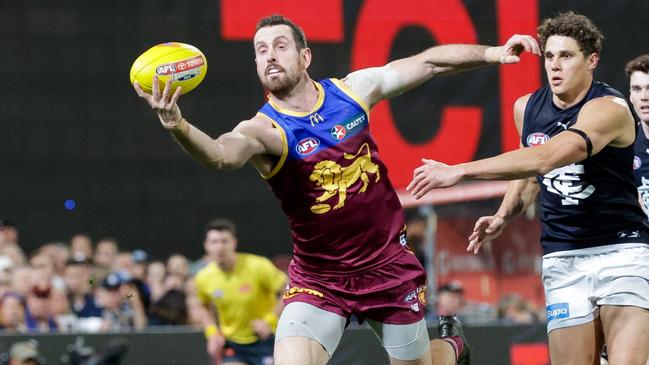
[0,219,245,334]
[0,218,543,336]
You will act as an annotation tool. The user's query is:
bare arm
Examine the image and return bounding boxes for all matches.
[408,96,635,197]
[134,76,282,170]
[344,34,540,107]
[466,95,540,253]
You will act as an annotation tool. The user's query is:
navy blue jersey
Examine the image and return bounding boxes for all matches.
[522,81,649,255]
[633,123,649,219]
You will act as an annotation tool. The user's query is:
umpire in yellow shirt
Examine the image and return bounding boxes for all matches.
[195,218,287,365]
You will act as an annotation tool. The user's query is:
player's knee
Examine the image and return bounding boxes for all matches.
[378,319,431,361]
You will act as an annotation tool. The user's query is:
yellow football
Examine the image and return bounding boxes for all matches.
[130,42,207,95]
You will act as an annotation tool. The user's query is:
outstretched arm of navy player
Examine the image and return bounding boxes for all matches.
[134,76,283,170]
[407,95,636,198]
[467,95,540,253]
[342,34,540,107]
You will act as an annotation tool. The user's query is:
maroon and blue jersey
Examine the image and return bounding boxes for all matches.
[522,81,649,255]
[257,79,407,275]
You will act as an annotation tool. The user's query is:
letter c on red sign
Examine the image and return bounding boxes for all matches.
[352,0,482,188]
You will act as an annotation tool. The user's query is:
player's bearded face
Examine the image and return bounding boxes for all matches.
[260,53,304,93]
[254,25,306,94]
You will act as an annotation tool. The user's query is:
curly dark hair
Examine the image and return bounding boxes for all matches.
[537,11,604,56]
[625,54,649,77]
[256,14,308,50]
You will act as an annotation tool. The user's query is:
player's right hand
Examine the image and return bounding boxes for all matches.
[206,333,225,364]
[467,215,506,254]
[133,75,184,131]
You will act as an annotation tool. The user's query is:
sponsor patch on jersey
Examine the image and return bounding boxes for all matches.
[283,286,325,299]
[634,156,642,170]
[330,125,347,140]
[546,303,569,321]
[404,290,417,303]
[211,289,224,299]
[296,137,320,155]
[527,133,549,146]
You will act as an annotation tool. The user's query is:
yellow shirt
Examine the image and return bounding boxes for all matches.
[195,253,287,344]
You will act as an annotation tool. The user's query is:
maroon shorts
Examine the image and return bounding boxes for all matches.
[283,250,427,325]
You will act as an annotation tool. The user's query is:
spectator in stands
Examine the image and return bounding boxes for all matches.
[97,272,147,331]
[167,254,190,280]
[70,233,93,259]
[0,292,27,333]
[496,294,538,324]
[130,249,148,280]
[113,252,135,275]
[0,220,19,246]
[148,289,188,326]
[1,244,26,267]
[435,281,467,318]
[145,260,166,302]
[94,238,119,266]
[64,254,102,319]
[10,266,33,297]
[38,242,70,277]
[25,284,58,332]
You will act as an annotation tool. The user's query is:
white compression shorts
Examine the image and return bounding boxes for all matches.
[275,302,430,360]
[543,243,649,333]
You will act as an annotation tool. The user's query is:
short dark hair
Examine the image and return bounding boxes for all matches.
[256,14,308,50]
[537,11,604,56]
[625,54,649,77]
[204,218,237,237]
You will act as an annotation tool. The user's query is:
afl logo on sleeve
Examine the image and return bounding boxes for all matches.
[296,137,320,156]
[526,133,549,147]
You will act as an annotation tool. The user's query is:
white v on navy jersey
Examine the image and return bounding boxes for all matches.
[633,123,649,219]
[522,81,649,255]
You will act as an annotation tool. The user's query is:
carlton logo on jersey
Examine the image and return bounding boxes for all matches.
[309,143,380,214]
[527,133,549,146]
[296,137,320,155]
[330,125,347,140]
[542,164,595,205]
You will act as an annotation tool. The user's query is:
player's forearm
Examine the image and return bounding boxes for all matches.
[169,119,244,169]
[495,179,538,221]
[458,148,547,181]
[418,44,497,76]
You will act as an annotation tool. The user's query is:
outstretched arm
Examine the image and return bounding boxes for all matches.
[134,76,282,169]
[344,34,540,106]
[408,96,635,198]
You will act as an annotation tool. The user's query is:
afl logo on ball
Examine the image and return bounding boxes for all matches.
[634,156,642,170]
[331,125,347,140]
[296,137,320,155]
[527,133,549,146]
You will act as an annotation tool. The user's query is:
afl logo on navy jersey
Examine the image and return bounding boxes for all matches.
[331,125,347,140]
[296,137,320,155]
[527,133,549,146]
[634,156,642,170]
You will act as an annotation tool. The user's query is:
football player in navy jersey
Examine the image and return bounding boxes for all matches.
[408,12,649,365]
[626,55,649,219]
[134,14,540,365]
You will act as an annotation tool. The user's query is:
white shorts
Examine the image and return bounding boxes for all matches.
[542,243,649,333]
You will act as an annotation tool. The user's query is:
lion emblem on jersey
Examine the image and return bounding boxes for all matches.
[309,143,380,214]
